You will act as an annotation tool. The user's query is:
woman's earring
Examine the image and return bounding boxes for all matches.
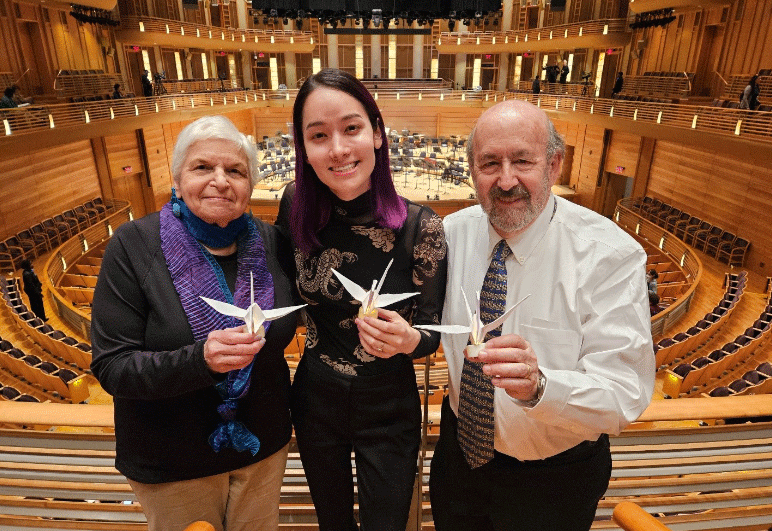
[171,188,181,217]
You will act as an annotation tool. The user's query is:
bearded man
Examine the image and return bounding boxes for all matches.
[429,100,654,531]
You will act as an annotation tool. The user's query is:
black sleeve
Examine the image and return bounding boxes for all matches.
[90,220,217,400]
[406,204,448,359]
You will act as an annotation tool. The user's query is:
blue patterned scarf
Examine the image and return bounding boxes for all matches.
[160,202,274,455]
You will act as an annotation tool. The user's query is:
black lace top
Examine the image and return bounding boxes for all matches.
[277,184,448,376]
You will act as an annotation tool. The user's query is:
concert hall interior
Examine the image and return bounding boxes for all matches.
[2,0,772,529]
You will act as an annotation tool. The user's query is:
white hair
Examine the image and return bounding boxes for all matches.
[171,115,259,188]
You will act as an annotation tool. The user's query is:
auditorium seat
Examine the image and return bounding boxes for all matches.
[694,224,722,251]
[705,230,735,257]
[709,386,733,397]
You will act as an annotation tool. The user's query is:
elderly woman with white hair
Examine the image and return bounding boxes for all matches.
[91,115,297,531]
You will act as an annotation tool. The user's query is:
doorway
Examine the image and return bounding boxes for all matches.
[601,172,632,218]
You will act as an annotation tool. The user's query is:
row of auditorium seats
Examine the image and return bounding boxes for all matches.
[708,361,772,396]
[1,277,89,401]
[631,196,750,266]
[710,98,772,112]
[0,376,40,402]
[71,93,136,103]
[610,94,678,104]
[2,276,92,375]
[664,275,772,397]
[0,197,110,272]
[654,271,746,369]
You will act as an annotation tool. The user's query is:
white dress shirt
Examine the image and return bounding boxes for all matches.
[442,195,654,461]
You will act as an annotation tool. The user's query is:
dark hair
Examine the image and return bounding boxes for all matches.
[290,68,406,254]
[648,269,658,279]
[749,74,758,86]
[4,87,15,98]
[649,291,660,305]
[20,259,32,270]
[114,83,120,90]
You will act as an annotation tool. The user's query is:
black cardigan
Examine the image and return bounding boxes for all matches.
[90,212,295,483]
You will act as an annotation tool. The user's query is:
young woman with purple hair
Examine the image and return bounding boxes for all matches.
[276,69,448,530]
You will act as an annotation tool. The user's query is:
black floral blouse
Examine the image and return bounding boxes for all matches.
[277,185,447,376]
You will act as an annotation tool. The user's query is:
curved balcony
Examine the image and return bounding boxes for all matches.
[436,18,630,54]
[628,0,728,14]
[116,16,315,53]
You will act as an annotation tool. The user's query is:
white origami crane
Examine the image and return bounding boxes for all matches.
[201,272,306,336]
[416,292,531,358]
[331,259,419,318]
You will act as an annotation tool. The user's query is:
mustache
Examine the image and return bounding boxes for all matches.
[490,185,530,201]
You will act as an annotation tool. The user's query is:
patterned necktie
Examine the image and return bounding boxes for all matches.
[457,239,512,469]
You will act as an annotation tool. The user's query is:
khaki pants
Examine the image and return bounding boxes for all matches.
[128,443,289,531]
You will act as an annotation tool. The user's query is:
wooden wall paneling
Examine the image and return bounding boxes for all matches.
[103,132,148,218]
[141,125,174,212]
[225,109,254,140]
[667,145,710,213]
[576,124,605,211]
[647,140,682,201]
[632,137,655,199]
[742,166,772,276]
[252,106,292,141]
[0,140,101,237]
[604,131,642,179]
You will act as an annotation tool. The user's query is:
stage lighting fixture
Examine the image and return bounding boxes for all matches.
[269,9,277,17]
[372,8,382,27]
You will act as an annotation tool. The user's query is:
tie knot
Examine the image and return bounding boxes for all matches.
[493,240,512,263]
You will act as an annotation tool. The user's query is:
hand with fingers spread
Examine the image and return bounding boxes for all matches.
[356,308,422,358]
[476,334,539,402]
[203,325,267,373]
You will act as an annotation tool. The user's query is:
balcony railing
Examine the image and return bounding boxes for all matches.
[120,16,314,45]
[3,88,772,145]
[438,18,628,46]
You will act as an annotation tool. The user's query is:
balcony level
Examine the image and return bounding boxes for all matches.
[116,16,315,53]
[436,19,630,54]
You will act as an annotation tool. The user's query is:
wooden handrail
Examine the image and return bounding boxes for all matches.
[614,199,702,338]
[3,395,772,429]
[42,200,131,339]
[612,501,672,531]
[3,89,771,147]
[119,16,313,44]
[438,18,628,45]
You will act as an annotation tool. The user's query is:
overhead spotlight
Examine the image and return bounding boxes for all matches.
[372,8,382,28]
[298,9,305,18]
[475,11,482,19]
[462,18,470,26]
[269,9,277,18]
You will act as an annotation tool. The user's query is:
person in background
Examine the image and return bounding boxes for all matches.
[141,70,153,97]
[276,68,447,531]
[740,74,760,110]
[612,71,624,96]
[91,115,297,531]
[647,269,658,297]
[112,83,124,99]
[532,76,541,95]
[430,99,654,531]
[1,86,18,108]
[20,259,47,322]
[559,61,570,84]
[649,291,663,316]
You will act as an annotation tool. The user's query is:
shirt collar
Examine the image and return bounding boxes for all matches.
[486,194,557,265]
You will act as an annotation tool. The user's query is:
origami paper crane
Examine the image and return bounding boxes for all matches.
[201,272,306,336]
[331,259,419,318]
[416,292,531,358]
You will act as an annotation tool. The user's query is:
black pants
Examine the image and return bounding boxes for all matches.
[430,396,611,531]
[28,293,47,321]
[291,354,421,531]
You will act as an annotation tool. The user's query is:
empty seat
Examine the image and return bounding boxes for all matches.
[709,386,733,397]
[729,379,749,393]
